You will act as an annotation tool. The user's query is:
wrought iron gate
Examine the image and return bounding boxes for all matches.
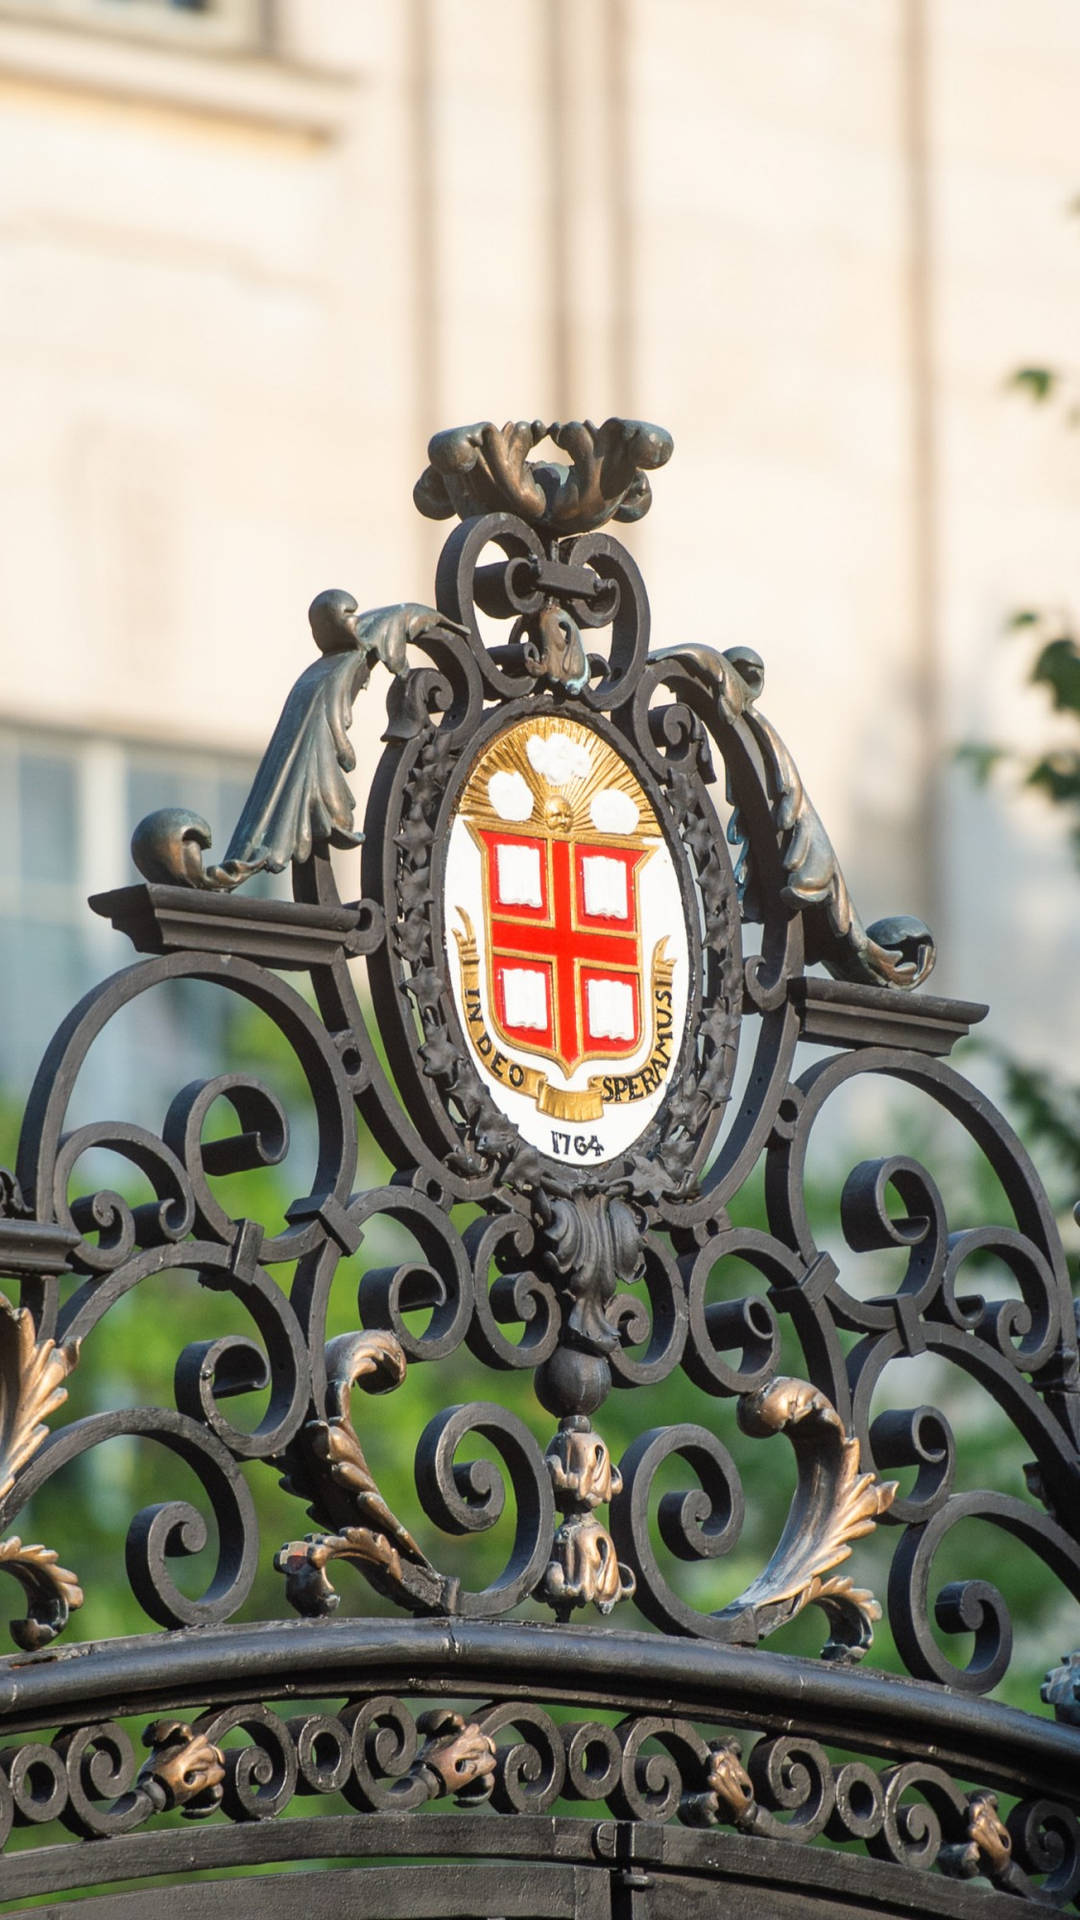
[0,418,1077,1917]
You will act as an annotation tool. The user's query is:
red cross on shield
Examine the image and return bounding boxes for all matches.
[475,827,651,1077]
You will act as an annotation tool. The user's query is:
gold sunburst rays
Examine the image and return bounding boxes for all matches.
[459,716,658,846]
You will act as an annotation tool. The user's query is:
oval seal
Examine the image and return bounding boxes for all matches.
[444,714,691,1167]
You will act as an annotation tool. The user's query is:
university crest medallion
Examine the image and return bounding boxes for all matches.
[444,715,690,1164]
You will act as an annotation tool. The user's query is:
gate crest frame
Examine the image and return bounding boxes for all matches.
[0,416,1076,1917]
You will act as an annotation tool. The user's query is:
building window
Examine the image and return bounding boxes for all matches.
[0,0,264,52]
[0,726,285,1141]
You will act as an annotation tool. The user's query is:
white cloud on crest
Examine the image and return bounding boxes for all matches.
[487,770,534,822]
[590,789,639,835]
[526,730,593,787]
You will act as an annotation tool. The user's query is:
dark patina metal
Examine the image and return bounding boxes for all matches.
[0,417,1076,1916]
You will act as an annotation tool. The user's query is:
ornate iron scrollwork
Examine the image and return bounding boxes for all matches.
[0,416,1077,1908]
[0,1682,1072,1907]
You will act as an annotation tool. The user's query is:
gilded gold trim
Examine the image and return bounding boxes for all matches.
[458,714,655,844]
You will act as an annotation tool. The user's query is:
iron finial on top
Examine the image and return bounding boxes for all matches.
[413,417,674,536]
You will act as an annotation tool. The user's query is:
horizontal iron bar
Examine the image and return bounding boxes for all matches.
[529,556,608,597]
[790,978,988,1055]
[0,1618,1074,1804]
[0,1810,1029,1918]
[89,882,380,969]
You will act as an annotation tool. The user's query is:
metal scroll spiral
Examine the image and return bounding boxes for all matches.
[0,952,362,1634]
[761,1047,1080,1694]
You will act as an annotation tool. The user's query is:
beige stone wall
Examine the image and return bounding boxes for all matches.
[0,0,1077,1059]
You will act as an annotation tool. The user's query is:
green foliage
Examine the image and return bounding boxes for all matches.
[993,1049,1080,1187]
[958,610,1080,852]
[1010,365,1060,402]
[951,263,1080,1335]
[952,616,1080,1280]
[1030,632,1080,712]
[959,320,1080,1210]
[952,740,1006,786]
[1025,746,1080,821]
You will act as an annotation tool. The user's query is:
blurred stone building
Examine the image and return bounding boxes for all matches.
[1,0,1078,1117]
